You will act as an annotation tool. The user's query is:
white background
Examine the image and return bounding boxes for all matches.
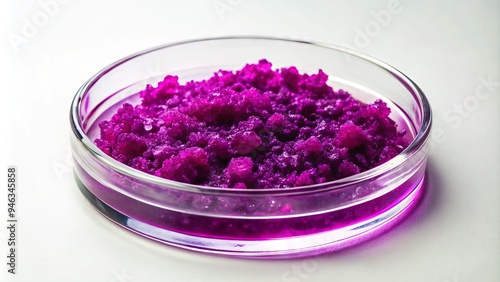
[1,0,499,281]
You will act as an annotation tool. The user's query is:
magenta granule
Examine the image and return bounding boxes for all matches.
[95,59,409,188]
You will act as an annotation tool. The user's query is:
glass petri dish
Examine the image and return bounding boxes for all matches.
[70,37,432,258]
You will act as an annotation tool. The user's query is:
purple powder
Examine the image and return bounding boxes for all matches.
[95,59,409,188]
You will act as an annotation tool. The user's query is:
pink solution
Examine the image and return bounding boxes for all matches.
[75,162,424,240]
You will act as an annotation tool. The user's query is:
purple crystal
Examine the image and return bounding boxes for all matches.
[95,59,410,188]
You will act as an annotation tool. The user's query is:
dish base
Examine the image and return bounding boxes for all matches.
[75,173,425,259]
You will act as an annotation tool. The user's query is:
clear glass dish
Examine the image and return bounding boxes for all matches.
[70,37,432,258]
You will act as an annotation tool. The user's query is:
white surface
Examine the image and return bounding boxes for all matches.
[1,0,499,281]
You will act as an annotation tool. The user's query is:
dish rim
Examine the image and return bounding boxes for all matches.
[70,36,432,195]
